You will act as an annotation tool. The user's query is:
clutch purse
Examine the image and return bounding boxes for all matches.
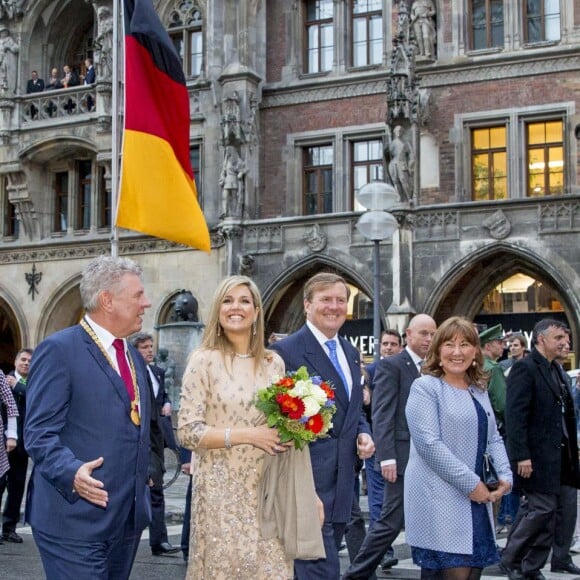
[482,452,499,491]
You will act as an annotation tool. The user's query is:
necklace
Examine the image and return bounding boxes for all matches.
[232,352,254,359]
[80,318,141,426]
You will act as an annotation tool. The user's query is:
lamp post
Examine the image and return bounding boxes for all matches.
[355,181,399,363]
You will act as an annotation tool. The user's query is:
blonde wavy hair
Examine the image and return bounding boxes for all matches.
[200,275,268,372]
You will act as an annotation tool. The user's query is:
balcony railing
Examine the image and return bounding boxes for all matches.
[19,85,97,124]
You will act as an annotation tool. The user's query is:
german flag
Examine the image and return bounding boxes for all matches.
[117,0,210,251]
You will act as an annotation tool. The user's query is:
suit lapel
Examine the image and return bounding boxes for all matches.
[401,350,420,382]
[533,350,561,401]
[80,326,131,409]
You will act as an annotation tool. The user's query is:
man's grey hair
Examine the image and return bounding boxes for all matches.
[130,332,153,348]
[531,318,569,345]
[80,255,143,312]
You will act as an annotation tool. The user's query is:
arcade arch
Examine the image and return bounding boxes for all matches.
[0,293,27,373]
[426,248,579,360]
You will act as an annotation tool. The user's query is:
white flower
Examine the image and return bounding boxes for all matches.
[288,379,312,398]
[302,395,322,417]
[308,384,328,405]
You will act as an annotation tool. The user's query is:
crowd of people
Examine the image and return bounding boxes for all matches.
[25,58,96,117]
[0,255,578,580]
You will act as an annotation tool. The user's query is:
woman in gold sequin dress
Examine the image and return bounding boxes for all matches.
[177,276,294,580]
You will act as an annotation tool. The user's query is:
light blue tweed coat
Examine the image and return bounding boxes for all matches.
[404,374,512,554]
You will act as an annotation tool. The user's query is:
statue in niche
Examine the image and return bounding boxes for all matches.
[219,145,247,218]
[170,290,199,322]
[384,125,414,203]
[239,253,255,276]
[0,26,18,94]
[410,0,436,58]
[221,91,242,145]
[94,6,113,81]
[0,0,24,20]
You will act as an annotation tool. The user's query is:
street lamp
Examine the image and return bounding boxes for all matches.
[355,181,399,363]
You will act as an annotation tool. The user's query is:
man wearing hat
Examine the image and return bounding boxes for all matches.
[480,324,507,432]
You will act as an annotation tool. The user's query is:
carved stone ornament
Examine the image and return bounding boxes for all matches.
[482,209,511,240]
[303,223,327,252]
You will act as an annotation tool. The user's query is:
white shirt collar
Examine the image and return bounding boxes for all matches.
[405,346,423,366]
[306,320,341,350]
[85,314,124,353]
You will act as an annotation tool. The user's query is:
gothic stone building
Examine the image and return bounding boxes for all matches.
[0,0,579,378]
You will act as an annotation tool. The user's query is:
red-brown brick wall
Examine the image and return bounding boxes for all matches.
[259,70,580,216]
[259,93,387,217]
[266,0,286,83]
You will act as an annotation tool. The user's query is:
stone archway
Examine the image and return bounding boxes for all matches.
[0,294,26,373]
[36,275,83,343]
[264,256,372,333]
[425,245,580,359]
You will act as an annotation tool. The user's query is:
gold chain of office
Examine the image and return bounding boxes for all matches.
[80,318,141,426]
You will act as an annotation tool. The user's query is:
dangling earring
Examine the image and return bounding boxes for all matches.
[471,360,476,367]
[217,324,221,337]
[252,320,257,336]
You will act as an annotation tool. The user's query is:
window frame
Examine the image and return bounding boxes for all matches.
[351,137,385,209]
[470,125,508,201]
[457,103,573,203]
[53,170,69,233]
[75,160,92,231]
[302,143,334,215]
[304,0,335,74]
[351,0,383,68]
[468,0,504,51]
[523,0,561,44]
[167,4,203,78]
[525,119,564,197]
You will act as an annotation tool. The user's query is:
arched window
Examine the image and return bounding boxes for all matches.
[167,1,203,77]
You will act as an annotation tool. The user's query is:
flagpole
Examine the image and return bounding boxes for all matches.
[110,0,121,258]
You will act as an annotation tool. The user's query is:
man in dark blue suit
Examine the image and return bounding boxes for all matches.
[271,272,374,579]
[25,256,153,580]
[132,332,180,556]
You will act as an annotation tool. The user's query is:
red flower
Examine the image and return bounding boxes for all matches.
[320,382,335,400]
[276,393,305,420]
[276,377,295,389]
[305,413,324,434]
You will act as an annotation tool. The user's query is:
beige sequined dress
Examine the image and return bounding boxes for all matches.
[177,348,294,580]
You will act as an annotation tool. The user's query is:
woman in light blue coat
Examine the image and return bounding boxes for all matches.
[404,316,512,579]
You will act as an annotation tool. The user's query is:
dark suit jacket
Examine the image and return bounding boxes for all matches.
[271,324,370,523]
[506,348,580,493]
[149,364,178,450]
[24,325,152,541]
[84,66,95,84]
[26,78,44,93]
[372,349,420,475]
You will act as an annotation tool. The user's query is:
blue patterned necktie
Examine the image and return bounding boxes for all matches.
[325,339,350,397]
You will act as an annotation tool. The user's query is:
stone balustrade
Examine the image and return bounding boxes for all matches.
[20,85,97,123]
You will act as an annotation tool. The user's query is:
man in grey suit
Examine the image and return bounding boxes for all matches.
[343,314,436,580]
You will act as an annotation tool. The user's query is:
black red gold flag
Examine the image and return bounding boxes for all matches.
[117,0,210,251]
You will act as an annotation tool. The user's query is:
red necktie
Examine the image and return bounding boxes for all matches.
[112,339,135,401]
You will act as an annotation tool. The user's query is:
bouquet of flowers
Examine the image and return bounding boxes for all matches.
[256,365,336,449]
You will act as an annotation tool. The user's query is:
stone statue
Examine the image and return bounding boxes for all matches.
[170,290,199,322]
[0,0,23,20]
[0,26,18,94]
[221,91,242,145]
[411,0,436,58]
[239,253,255,276]
[384,125,414,202]
[94,6,113,80]
[155,347,176,392]
[219,145,247,218]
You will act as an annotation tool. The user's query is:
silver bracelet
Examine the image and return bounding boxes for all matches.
[224,428,232,449]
